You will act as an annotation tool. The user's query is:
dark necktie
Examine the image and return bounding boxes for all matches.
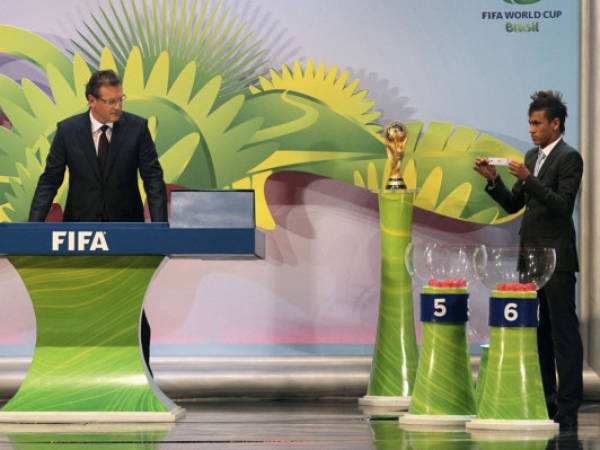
[98,125,109,172]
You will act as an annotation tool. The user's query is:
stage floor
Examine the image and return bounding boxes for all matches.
[0,400,597,448]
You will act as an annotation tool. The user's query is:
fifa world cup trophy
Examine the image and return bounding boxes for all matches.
[384,121,408,190]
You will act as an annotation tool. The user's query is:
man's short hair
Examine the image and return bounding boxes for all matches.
[85,70,122,99]
[528,90,567,134]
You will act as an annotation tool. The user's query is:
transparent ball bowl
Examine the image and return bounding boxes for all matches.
[475,246,556,291]
[404,242,487,286]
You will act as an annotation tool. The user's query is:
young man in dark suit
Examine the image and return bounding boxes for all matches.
[28,70,167,374]
[474,91,583,432]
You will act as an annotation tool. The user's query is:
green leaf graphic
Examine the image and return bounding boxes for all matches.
[351,121,525,224]
[72,0,269,98]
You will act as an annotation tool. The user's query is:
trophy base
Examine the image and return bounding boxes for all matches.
[385,177,407,190]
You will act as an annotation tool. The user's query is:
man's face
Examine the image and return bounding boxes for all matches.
[88,84,124,124]
[529,109,560,148]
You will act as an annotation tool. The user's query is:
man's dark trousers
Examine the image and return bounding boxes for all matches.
[537,271,583,420]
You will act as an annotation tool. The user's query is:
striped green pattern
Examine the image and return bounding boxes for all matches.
[422,287,468,295]
[475,345,489,409]
[476,325,547,420]
[408,321,476,415]
[491,290,537,299]
[2,255,167,412]
[366,192,418,397]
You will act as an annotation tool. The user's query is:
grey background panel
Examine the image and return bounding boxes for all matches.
[170,190,255,229]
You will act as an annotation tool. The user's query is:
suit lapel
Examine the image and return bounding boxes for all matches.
[77,112,102,182]
[536,139,562,180]
[103,113,125,181]
[526,149,538,173]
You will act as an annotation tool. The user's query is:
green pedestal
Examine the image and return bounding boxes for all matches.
[467,291,556,431]
[360,192,418,409]
[475,344,490,410]
[399,287,476,426]
[0,255,182,423]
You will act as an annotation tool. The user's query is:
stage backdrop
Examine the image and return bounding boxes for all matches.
[0,0,579,357]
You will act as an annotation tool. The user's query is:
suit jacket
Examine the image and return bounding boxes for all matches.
[485,139,583,272]
[29,111,167,222]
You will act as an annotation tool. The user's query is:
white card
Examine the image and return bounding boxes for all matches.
[488,157,510,166]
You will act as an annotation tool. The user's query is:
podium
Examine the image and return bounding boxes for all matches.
[0,191,264,423]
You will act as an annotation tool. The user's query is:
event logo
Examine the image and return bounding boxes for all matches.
[482,0,561,33]
[52,231,109,252]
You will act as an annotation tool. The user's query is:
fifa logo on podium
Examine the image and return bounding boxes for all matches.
[52,231,109,252]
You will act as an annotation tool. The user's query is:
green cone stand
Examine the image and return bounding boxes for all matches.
[467,291,557,431]
[0,255,182,423]
[399,287,476,426]
[475,344,490,409]
[359,191,418,409]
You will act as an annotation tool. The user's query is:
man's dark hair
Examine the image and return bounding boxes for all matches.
[85,70,122,99]
[528,90,567,134]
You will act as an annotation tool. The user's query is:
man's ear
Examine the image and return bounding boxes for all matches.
[552,117,560,132]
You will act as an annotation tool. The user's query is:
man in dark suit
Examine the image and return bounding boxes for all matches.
[474,90,583,432]
[28,69,167,374]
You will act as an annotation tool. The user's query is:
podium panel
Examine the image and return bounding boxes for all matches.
[0,220,263,423]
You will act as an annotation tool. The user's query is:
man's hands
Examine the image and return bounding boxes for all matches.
[474,158,530,182]
[507,160,530,181]
[474,158,498,181]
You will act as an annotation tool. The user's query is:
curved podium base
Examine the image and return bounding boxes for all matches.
[399,413,475,426]
[1,255,180,423]
[467,418,558,431]
[0,407,185,424]
[358,395,411,409]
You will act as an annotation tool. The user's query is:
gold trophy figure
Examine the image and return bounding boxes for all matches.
[384,121,409,190]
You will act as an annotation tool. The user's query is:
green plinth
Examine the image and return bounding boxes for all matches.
[475,345,490,409]
[360,192,417,407]
[467,291,556,431]
[0,255,182,422]
[475,327,546,420]
[399,287,476,425]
